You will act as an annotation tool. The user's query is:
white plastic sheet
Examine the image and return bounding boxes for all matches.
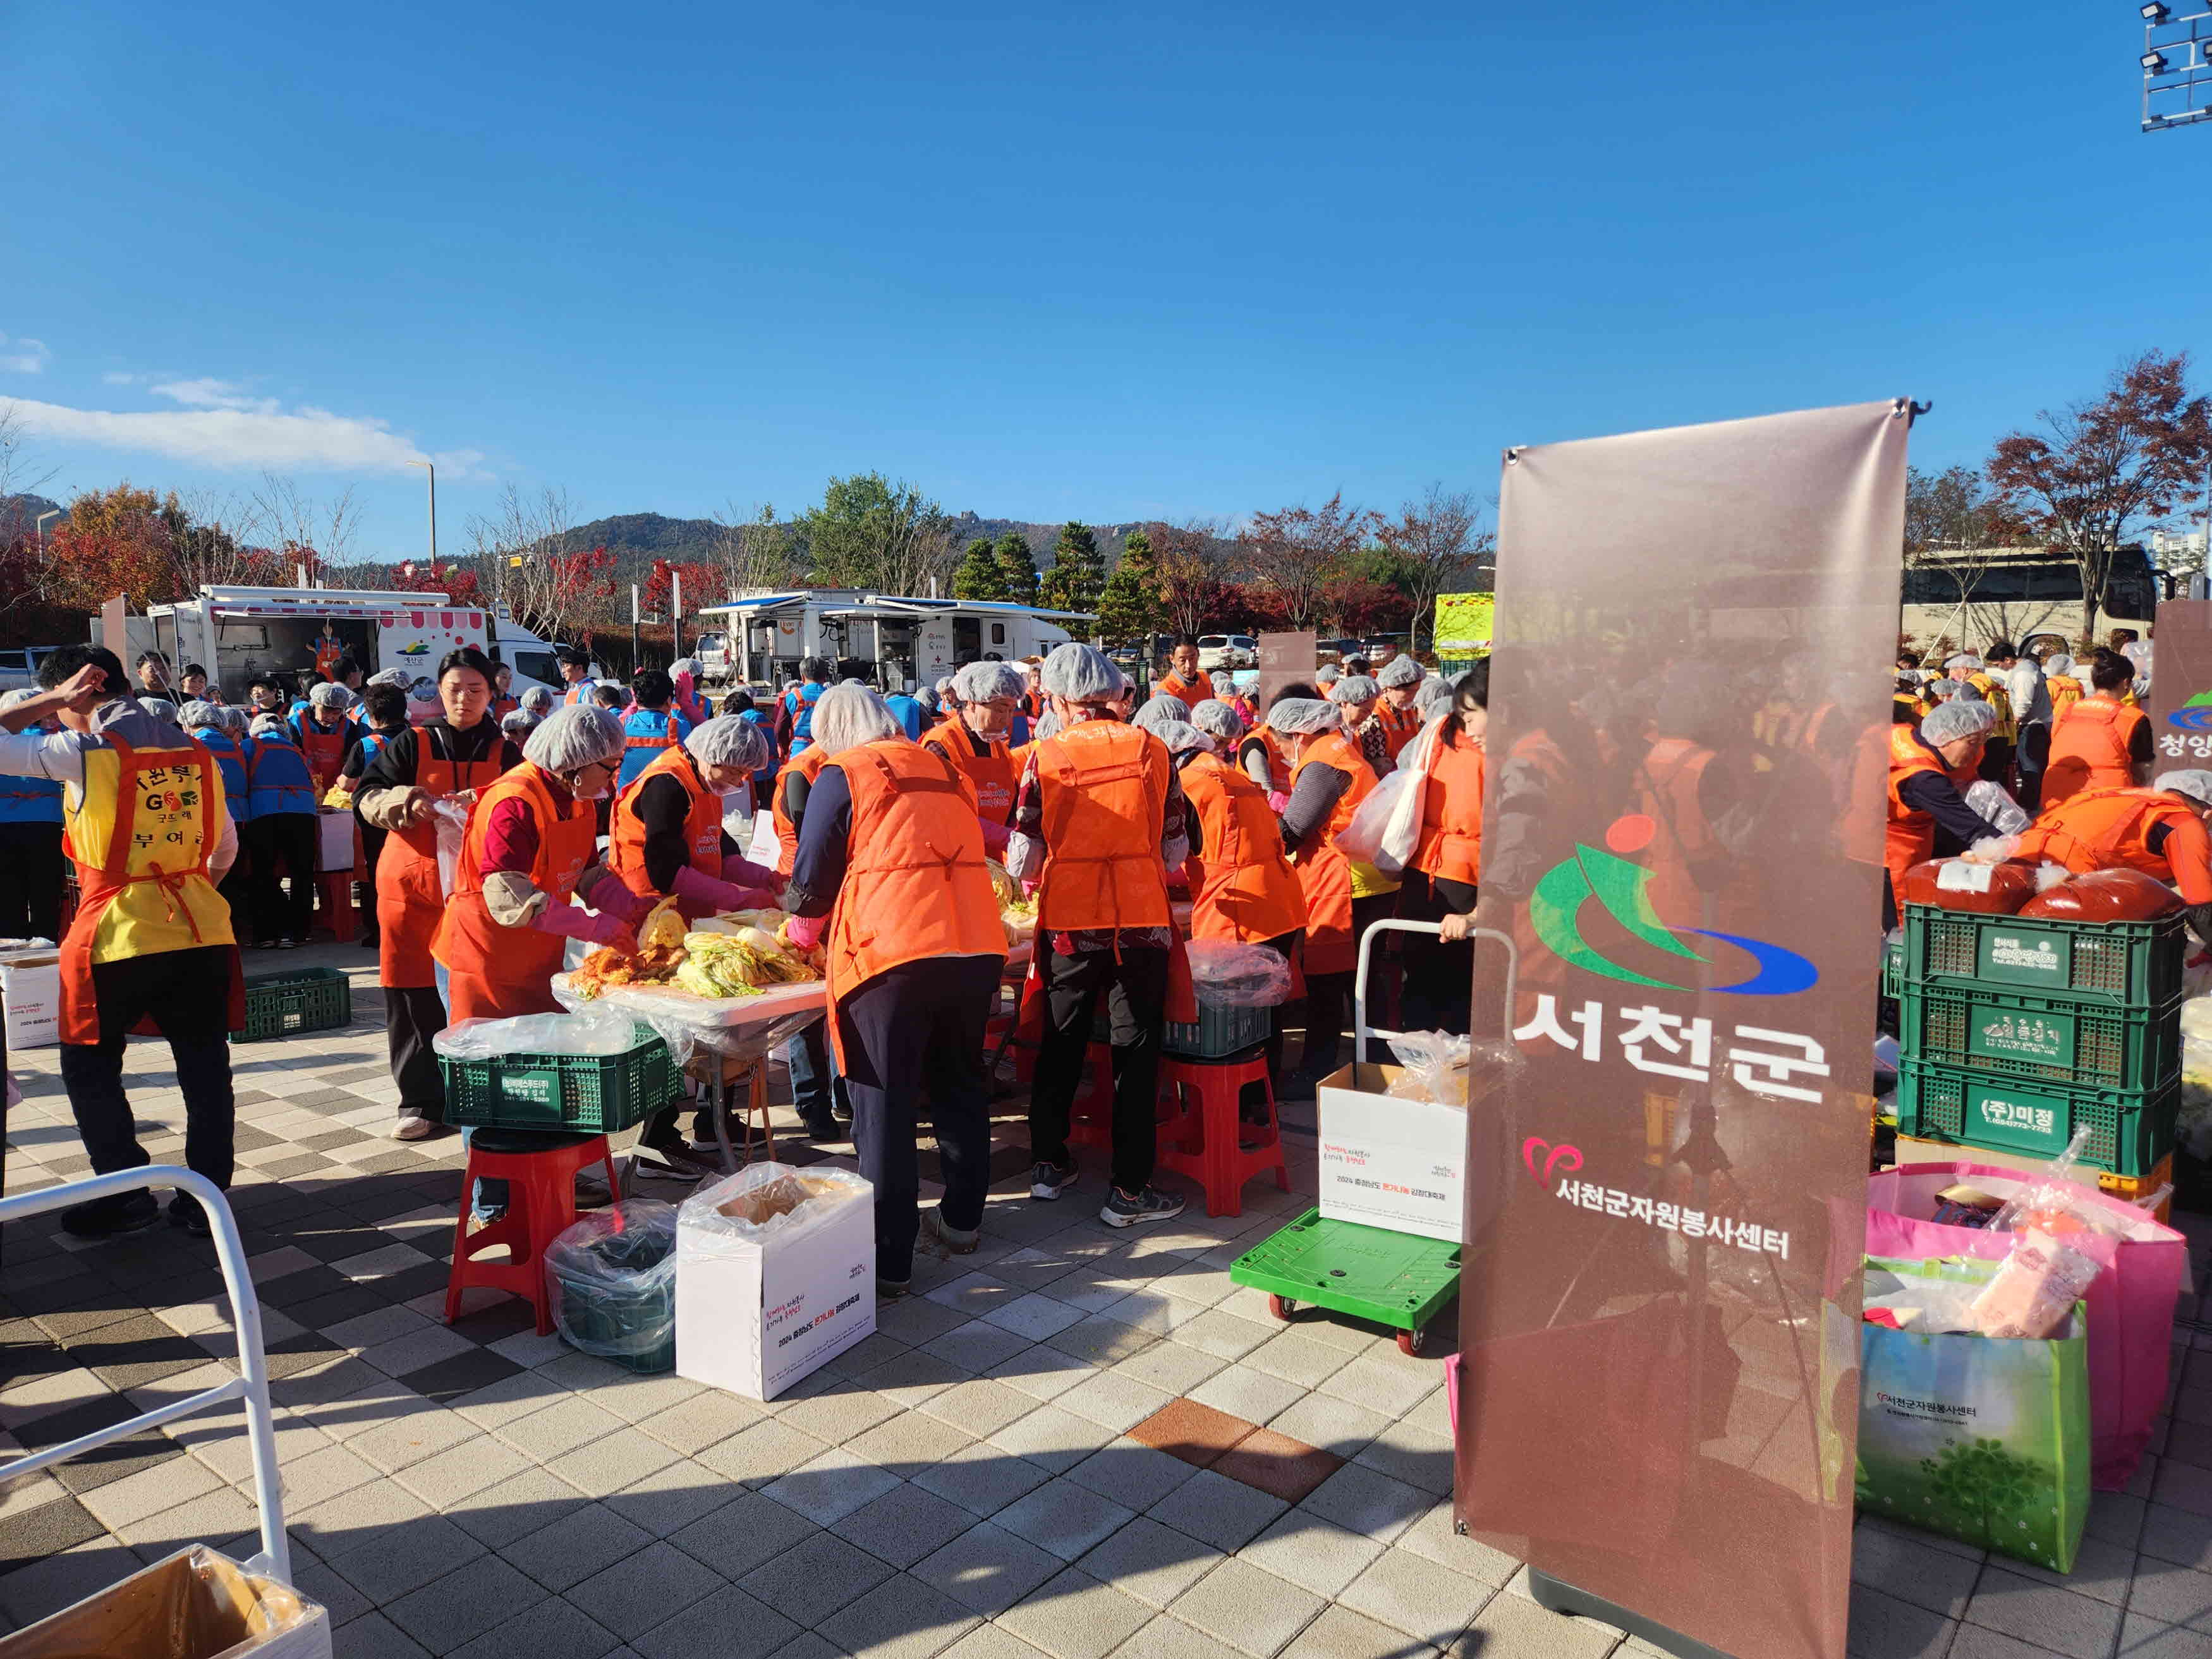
[432,1005,641,1060]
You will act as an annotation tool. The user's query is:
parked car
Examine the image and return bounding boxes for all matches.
[0,647,61,694]
[1196,634,1257,671]
[1316,638,1361,664]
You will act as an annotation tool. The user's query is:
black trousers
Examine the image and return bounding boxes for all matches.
[248,813,316,942]
[2016,723,2049,813]
[387,983,449,1122]
[58,945,235,1189]
[1301,892,1398,1078]
[837,956,999,1284]
[0,821,64,941]
[359,826,388,941]
[1030,944,1168,1194]
[1395,870,1476,1036]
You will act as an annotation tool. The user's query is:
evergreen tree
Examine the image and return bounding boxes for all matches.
[1093,530,1166,645]
[1039,521,1106,616]
[952,537,1009,601]
[995,532,1039,605]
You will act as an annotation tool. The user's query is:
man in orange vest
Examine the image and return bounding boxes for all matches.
[2042,650,2151,808]
[2010,770,2212,941]
[0,647,243,1238]
[1007,643,1191,1227]
[1153,637,1207,706]
[554,645,597,707]
[923,660,1023,849]
[1883,699,2010,928]
[1373,654,1425,760]
[782,684,1006,1294]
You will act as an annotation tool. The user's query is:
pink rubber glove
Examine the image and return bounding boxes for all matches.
[978,816,1012,854]
[532,900,635,949]
[783,912,827,951]
[672,864,761,915]
[720,854,780,890]
[588,879,656,926]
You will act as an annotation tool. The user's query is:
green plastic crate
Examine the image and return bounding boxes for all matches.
[1882,935,1902,1000]
[548,1231,675,1375]
[1894,1055,2177,1176]
[1899,983,2182,1093]
[232,968,352,1043]
[440,1026,676,1133]
[1231,1208,1460,1351]
[1088,1001,1271,1057]
[1899,904,2184,1010]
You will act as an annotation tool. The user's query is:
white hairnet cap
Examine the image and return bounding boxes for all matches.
[1267,698,1342,736]
[501,711,538,738]
[934,676,958,698]
[1315,664,1340,685]
[138,697,178,723]
[1032,708,1063,743]
[2044,653,2074,676]
[179,700,222,728]
[520,686,556,714]
[1209,671,1235,695]
[684,714,771,774]
[1377,655,1424,690]
[1190,698,1244,742]
[1416,676,1455,714]
[1329,675,1379,705]
[955,660,1025,703]
[812,682,902,757]
[1040,642,1122,703]
[1151,720,1212,756]
[1921,700,1996,744]
[249,713,288,738]
[368,667,414,689]
[309,681,350,709]
[221,705,248,731]
[1133,693,1191,736]
[1945,653,1983,671]
[2156,770,2212,807]
[671,658,701,678]
[523,704,624,774]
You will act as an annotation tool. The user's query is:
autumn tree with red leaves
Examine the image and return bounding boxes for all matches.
[1244,494,1378,631]
[1984,350,2212,638]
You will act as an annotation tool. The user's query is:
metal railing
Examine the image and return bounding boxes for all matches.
[0,1167,289,1580]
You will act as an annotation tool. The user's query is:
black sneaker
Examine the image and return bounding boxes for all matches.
[1100,1186,1186,1229]
[801,1114,846,1143]
[1030,1160,1078,1201]
[633,1143,712,1184]
[167,1194,213,1237]
[60,1191,161,1239]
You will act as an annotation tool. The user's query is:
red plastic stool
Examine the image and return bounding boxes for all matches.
[1066,1041,1121,1152]
[312,869,355,939]
[1155,1050,1287,1218]
[445,1128,619,1334]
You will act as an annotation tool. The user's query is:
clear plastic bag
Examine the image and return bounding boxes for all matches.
[1184,940,1292,1007]
[679,1159,873,1251]
[1969,1229,2101,1339]
[433,1005,643,1060]
[432,797,468,897]
[2181,1034,2212,1160]
[1384,1030,1469,1105]
[1334,768,1411,865]
[544,1200,678,1359]
[1963,781,2031,837]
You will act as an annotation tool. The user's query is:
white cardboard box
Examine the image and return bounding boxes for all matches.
[675,1165,877,1401]
[0,1544,332,1658]
[1,954,61,1050]
[314,810,355,873]
[1316,1062,1466,1243]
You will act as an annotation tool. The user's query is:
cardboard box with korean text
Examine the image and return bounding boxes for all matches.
[675,1162,875,1401]
[0,1545,331,1659]
[1316,1062,1464,1243]
[1,950,60,1050]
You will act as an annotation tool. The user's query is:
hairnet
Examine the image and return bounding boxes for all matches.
[1190,698,1244,743]
[523,704,624,774]
[2044,653,2074,676]
[368,667,414,690]
[1315,664,1340,686]
[684,715,771,774]
[1921,700,1996,745]
[249,714,288,738]
[1944,653,1983,671]
[955,660,1025,704]
[1032,708,1063,743]
[671,657,701,678]
[1266,698,1341,736]
[1328,675,1379,705]
[1209,672,1234,696]
[811,682,902,757]
[2156,770,2212,808]
[520,686,556,715]
[934,676,958,702]
[138,697,178,724]
[1922,677,1966,703]
[1150,720,1212,757]
[1040,642,1121,703]
[179,700,223,728]
[1132,693,1191,736]
[308,681,349,710]
[221,705,248,732]
[1376,655,1424,690]
[1416,676,1455,715]
[501,711,539,739]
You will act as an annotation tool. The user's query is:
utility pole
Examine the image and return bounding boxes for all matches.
[672,570,684,662]
[631,584,641,673]
[34,509,59,551]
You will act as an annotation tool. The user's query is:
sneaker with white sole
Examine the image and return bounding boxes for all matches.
[389,1116,439,1142]
[1030,1160,1078,1201]
[919,1208,980,1256]
[1100,1186,1186,1228]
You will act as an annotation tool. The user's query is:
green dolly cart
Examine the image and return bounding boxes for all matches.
[1231,920,1509,1356]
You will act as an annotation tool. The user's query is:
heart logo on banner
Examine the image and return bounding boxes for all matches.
[1521,1136,1583,1185]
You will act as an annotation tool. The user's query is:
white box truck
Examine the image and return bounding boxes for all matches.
[693,590,1088,693]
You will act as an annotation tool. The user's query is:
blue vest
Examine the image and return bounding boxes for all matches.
[884,694,925,742]
[617,707,691,788]
[246,733,316,817]
[0,769,62,826]
[190,727,250,820]
[786,682,825,753]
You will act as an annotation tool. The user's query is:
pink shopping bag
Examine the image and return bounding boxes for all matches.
[1865,1161,2186,1490]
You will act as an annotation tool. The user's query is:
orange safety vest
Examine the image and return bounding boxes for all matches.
[607,745,724,899]
[296,714,348,793]
[1414,734,1485,888]
[432,762,598,1021]
[1153,671,1206,707]
[376,723,507,990]
[923,722,1018,824]
[824,740,1005,1066]
[1033,719,1172,934]
[2043,698,2145,808]
[1240,729,1294,797]
[1375,698,1422,761]
[1635,735,1720,926]
[314,638,343,681]
[1288,730,1378,976]
[2046,674,2084,719]
[1178,752,1305,944]
[770,746,832,878]
[1885,724,1949,913]
[2011,786,2211,897]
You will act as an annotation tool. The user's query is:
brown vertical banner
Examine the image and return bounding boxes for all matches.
[2147,599,2212,767]
[1256,631,1317,710]
[1455,402,1909,1659]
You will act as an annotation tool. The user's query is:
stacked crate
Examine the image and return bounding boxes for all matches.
[1892,903,2184,1179]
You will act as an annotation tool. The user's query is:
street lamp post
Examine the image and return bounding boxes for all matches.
[34,509,59,551]
[406,460,437,566]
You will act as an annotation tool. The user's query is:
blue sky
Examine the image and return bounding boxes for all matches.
[5,1,2202,557]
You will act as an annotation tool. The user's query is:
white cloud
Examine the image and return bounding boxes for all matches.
[0,334,50,375]
[0,393,487,480]
[102,371,139,386]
